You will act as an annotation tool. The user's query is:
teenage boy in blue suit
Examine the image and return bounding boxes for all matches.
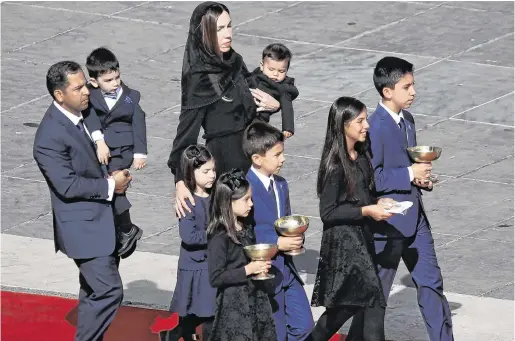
[347,56,454,341]
[243,121,314,341]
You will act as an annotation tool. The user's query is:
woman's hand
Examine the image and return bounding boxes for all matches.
[175,181,195,218]
[377,197,397,209]
[250,88,280,112]
[362,205,394,222]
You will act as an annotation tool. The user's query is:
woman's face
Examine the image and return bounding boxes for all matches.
[216,11,232,53]
[344,109,370,144]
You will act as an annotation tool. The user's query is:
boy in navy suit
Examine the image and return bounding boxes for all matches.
[347,57,454,341]
[83,47,147,259]
[242,121,313,341]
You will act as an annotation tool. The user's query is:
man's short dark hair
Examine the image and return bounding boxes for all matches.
[46,61,83,100]
[373,56,414,97]
[86,47,119,79]
[262,43,292,69]
[242,121,284,159]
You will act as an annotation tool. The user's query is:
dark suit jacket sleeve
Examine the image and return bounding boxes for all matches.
[279,94,295,134]
[33,135,109,200]
[179,200,208,246]
[167,106,205,183]
[370,124,412,193]
[319,168,364,226]
[208,233,248,288]
[131,91,148,155]
[83,104,103,135]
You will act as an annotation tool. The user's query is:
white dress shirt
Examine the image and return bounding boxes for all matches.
[53,101,115,201]
[251,166,281,219]
[378,101,414,182]
[101,86,147,160]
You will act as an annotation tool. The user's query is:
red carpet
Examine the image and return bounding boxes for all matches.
[1,290,345,341]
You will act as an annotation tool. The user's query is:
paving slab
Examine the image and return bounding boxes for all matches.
[236,2,432,45]
[342,4,514,58]
[416,119,514,176]
[424,177,514,236]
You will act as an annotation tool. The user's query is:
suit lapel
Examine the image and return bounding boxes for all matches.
[275,179,286,217]
[50,105,99,164]
[89,87,110,114]
[109,82,130,113]
[404,117,416,147]
[247,170,278,216]
[376,104,408,147]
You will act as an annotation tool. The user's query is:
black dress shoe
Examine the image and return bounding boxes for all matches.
[159,328,181,341]
[117,224,142,258]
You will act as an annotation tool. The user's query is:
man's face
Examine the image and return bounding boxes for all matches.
[54,70,90,114]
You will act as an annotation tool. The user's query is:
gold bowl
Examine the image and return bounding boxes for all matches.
[243,244,278,280]
[407,146,442,162]
[274,215,309,256]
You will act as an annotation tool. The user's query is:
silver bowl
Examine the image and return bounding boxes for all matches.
[407,146,442,162]
[243,244,278,280]
[274,215,309,256]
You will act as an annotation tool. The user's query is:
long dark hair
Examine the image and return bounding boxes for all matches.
[181,144,214,192]
[317,97,374,199]
[207,169,250,244]
[199,2,229,56]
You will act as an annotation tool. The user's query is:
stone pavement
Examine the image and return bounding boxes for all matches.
[1,1,514,340]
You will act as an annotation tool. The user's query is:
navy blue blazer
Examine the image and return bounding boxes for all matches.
[246,170,303,294]
[33,103,116,259]
[83,82,147,155]
[178,196,210,270]
[369,104,430,238]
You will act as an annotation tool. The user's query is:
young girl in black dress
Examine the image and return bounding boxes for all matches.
[162,145,217,341]
[207,169,277,341]
[310,97,395,341]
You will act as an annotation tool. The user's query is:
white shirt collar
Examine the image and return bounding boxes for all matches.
[379,100,404,125]
[53,101,83,125]
[251,166,275,189]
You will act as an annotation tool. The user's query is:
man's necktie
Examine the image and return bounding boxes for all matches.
[77,119,108,177]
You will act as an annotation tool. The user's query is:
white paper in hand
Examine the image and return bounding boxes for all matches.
[384,201,413,215]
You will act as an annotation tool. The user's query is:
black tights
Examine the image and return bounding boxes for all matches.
[310,306,385,341]
[160,315,213,341]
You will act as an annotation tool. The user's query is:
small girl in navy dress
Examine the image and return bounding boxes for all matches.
[163,145,217,341]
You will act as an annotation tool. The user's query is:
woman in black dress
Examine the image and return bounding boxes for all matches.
[207,169,277,341]
[310,97,395,341]
[168,2,280,218]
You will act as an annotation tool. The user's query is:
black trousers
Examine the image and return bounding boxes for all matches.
[310,305,385,341]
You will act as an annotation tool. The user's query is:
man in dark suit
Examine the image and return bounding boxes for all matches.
[347,57,454,341]
[33,60,132,341]
[243,122,314,341]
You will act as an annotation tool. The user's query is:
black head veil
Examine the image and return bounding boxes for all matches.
[181,2,245,109]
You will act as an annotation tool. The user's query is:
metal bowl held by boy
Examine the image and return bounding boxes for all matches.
[274,215,309,256]
[406,146,442,163]
[243,244,278,280]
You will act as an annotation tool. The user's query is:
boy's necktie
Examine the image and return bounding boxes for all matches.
[104,92,117,100]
